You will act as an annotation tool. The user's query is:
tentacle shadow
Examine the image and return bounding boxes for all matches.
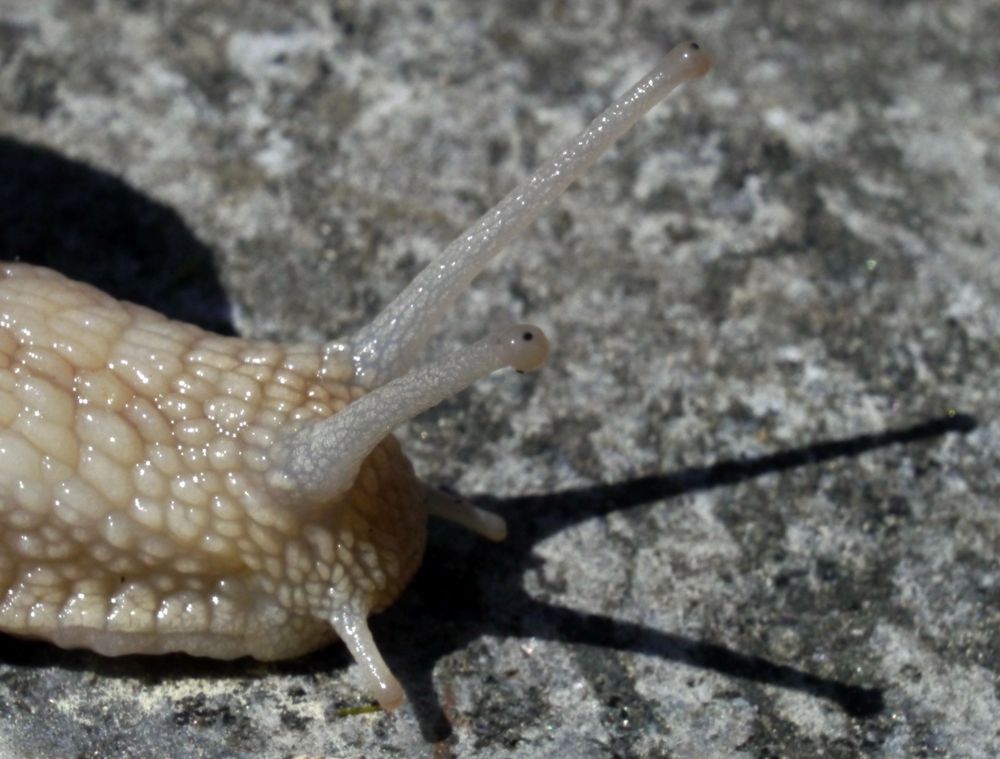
[380,412,974,739]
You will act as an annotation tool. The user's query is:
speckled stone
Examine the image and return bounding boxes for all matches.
[0,0,997,757]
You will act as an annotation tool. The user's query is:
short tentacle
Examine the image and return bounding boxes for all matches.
[329,607,404,710]
[423,486,507,541]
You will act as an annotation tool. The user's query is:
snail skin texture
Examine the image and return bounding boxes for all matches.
[0,42,712,709]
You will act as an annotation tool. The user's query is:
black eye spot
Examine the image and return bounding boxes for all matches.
[522,331,533,341]
[691,43,700,50]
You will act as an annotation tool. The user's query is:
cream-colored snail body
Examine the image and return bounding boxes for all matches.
[0,43,711,709]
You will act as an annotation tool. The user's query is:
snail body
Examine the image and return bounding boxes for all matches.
[0,43,711,709]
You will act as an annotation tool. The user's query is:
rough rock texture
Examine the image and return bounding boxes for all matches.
[0,0,997,757]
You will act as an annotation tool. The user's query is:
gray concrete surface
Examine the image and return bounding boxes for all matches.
[0,0,997,756]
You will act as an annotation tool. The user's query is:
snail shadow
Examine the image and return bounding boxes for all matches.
[0,136,978,740]
[0,415,970,740]
[379,412,977,741]
[0,136,233,334]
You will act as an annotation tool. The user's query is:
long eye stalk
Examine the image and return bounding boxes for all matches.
[268,325,549,501]
[349,41,712,389]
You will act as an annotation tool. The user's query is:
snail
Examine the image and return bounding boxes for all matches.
[0,42,712,709]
